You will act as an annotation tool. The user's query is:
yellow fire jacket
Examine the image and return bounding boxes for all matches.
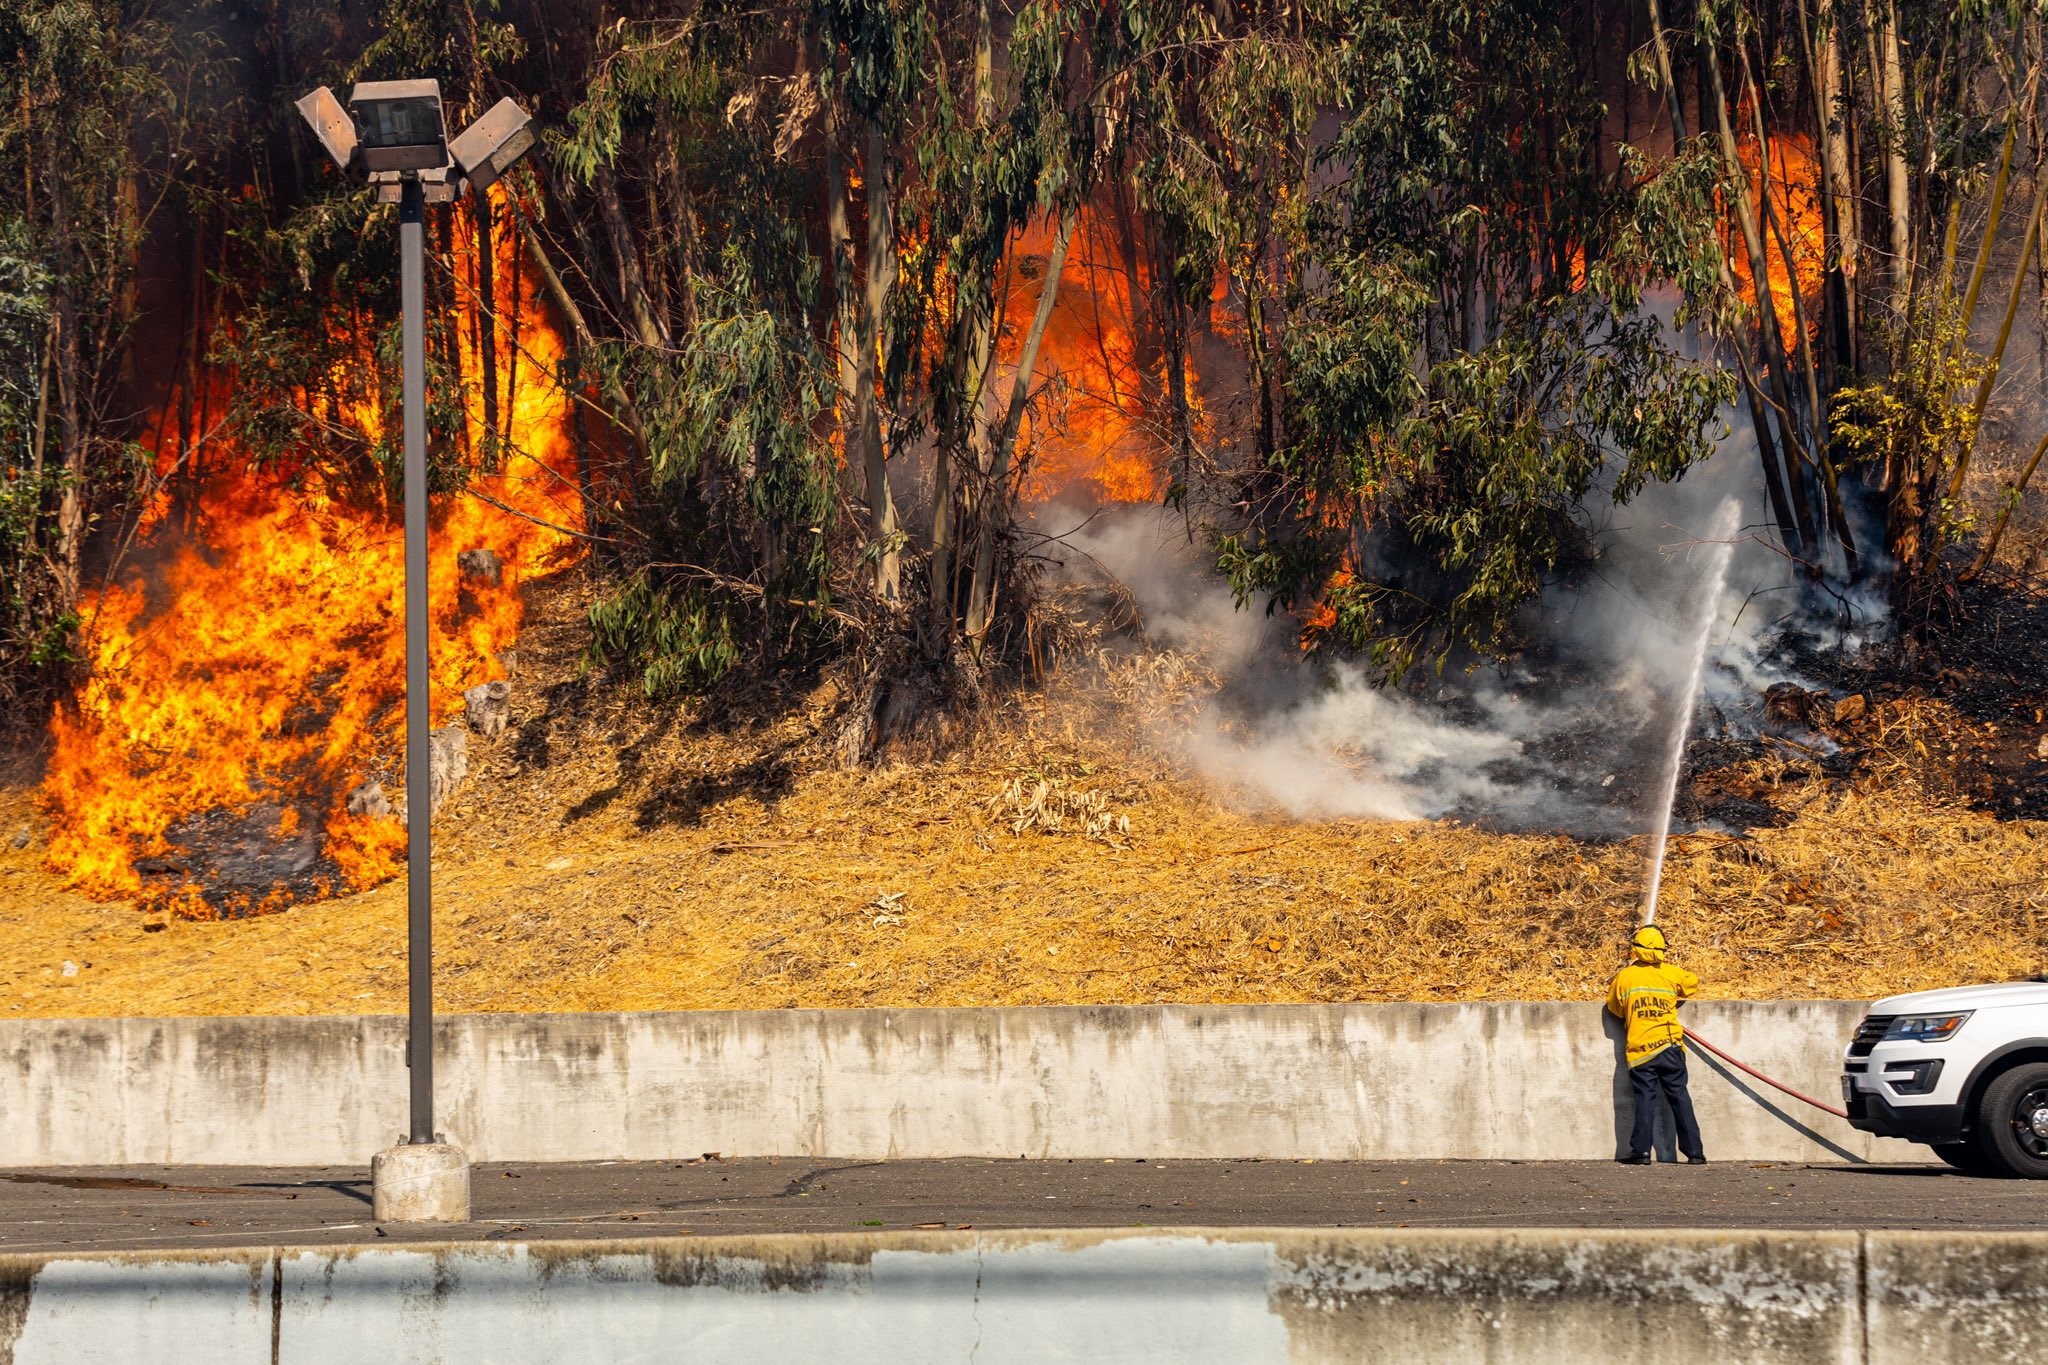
[1606,958,1700,1067]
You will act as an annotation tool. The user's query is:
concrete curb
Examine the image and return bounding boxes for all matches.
[0,1227,2036,1362]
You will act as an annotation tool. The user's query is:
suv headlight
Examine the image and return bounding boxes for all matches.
[1882,1012,1972,1043]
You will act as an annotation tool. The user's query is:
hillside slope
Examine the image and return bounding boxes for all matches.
[4,569,2046,1018]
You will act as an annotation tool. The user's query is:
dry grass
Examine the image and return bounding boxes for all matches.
[4,720,2045,1018]
[4,567,2046,1019]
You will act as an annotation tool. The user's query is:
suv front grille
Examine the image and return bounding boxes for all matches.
[1849,1015,1896,1057]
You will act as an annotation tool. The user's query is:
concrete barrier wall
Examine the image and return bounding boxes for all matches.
[1,1228,2038,1364]
[0,1001,1923,1166]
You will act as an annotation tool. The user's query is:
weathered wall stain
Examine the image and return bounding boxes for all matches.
[0,1002,1926,1166]
[0,1260,34,1365]
[0,1229,2041,1363]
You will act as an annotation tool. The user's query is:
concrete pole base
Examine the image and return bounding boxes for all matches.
[372,1142,471,1223]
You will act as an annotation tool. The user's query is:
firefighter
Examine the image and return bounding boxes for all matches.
[1606,924,1705,1165]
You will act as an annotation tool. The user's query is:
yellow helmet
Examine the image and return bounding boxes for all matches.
[1631,925,1667,952]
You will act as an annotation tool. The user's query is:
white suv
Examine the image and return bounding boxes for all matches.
[1843,981,2048,1177]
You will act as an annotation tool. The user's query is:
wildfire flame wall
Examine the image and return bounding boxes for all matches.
[41,188,583,917]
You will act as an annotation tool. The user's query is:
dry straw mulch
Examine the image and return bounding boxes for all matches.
[4,567,2044,1018]
[4,728,2043,1019]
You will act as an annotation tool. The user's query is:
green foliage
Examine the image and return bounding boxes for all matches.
[1832,304,1988,550]
[350,0,523,105]
[558,8,840,693]
[0,462,71,691]
[579,271,837,694]
[210,186,391,467]
[0,0,226,716]
[817,0,927,119]
[587,569,740,698]
[0,0,1798,729]
[26,609,81,668]
[1119,3,1335,300]
[555,13,722,182]
[0,219,52,467]
[1216,0,1733,678]
[1,304,73,689]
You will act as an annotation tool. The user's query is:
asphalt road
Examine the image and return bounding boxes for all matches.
[1,1156,2044,1254]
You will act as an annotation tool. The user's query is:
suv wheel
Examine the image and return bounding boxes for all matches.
[1976,1062,2048,1179]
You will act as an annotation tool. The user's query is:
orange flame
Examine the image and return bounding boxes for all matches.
[41,187,584,916]
[1001,210,1174,505]
[1728,127,1826,355]
[1299,564,1353,647]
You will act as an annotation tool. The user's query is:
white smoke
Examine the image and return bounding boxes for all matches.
[1180,670,1524,821]
[1040,418,1847,835]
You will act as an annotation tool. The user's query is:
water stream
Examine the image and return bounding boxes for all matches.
[1640,497,1742,926]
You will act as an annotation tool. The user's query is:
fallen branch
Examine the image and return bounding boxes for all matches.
[463,485,621,544]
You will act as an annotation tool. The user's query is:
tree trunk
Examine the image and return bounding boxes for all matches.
[1111,175,1163,417]
[822,33,901,605]
[1240,249,1275,465]
[965,210,1075,652]
[29,315,51,495]
[931,0,998,647]
[1734,347,1803,557]
[569,341,597,535]
[1953,111,2017,354]
[435,208,473,462]
[504,215,521,455]
[1702,23,1818,552]
[474,188,501,467]
[858,121,901,605]
[1738,42,1851,559]
[113,164,139,390]
[49,147,84,607]
[595,166,666,348]
[1950,178,2048,503]
[1811,2,1859,374]
[536,161,627,331]
[1876,0,1913,309]
[656,124,702,335]
[179,218,203,472]
[272,0,303,198]
[1644,0,1688,141]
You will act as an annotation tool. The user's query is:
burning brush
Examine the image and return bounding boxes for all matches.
[40,192,581,918]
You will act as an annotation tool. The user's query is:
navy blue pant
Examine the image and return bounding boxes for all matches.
[1628,1046,1704,1160]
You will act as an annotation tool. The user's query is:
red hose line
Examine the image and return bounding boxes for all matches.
[1685,1028,1850,1120]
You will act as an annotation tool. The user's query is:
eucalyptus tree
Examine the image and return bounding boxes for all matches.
[1215,0,1732,679]
[1645,0,2042,607]
[898,0,1108,663]
[0,0,221,724]
[539,0,856,695]
[554,0,1142,717]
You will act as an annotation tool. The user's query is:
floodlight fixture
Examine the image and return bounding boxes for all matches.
[449,98,538,196]
[347,79,449,173]
[295,86,357,176]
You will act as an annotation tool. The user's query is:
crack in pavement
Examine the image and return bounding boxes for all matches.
[967,1236,984,1364]
[776,1162,886,1199]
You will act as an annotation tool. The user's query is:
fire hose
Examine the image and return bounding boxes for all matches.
[1683,1027,1849,1120]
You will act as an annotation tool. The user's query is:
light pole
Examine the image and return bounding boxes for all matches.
[298,79,536,1223]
